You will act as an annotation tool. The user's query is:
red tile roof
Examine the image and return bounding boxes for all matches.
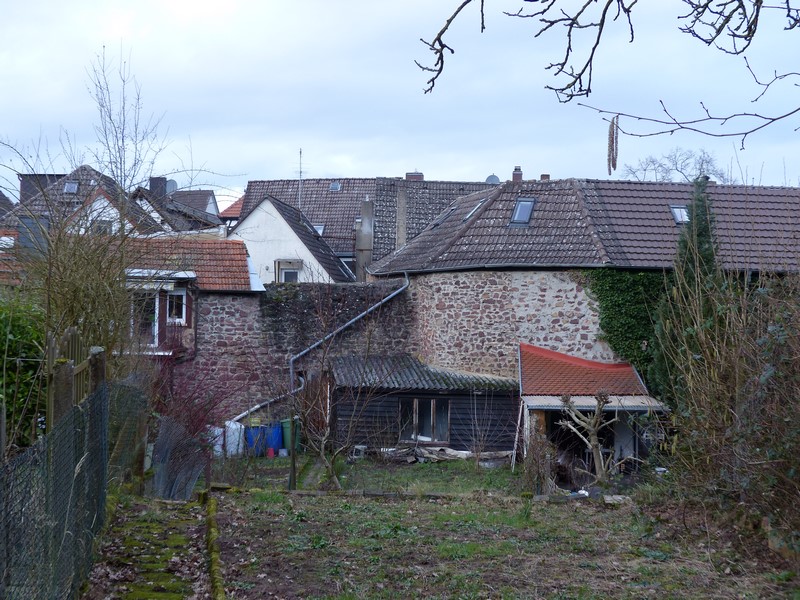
[519,343,648,396]
[128,237,257,292]
[220,196,244,219]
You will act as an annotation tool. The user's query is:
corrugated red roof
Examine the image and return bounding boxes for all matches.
[519,342,648,396]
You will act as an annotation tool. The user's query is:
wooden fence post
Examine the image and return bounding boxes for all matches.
[89,347,106,393]
[48,361,74,432]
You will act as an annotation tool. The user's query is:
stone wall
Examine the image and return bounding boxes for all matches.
[408,270,617,378]
[171,280,414,419]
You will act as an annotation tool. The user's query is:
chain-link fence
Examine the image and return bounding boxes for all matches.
[0,377,149,599]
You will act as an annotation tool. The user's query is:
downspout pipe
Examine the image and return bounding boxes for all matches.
[288,272,409,393]
[511,343,524,472]
[231,273,410,423]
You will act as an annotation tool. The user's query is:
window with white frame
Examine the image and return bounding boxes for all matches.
[167,289,187,325]
[275,259,303,283]
[399,397,449,443]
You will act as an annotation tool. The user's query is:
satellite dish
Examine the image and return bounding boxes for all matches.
[485,174,500,184]
[166,179,178,194]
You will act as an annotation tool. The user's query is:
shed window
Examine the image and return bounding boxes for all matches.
[400,398,449,443]
[510,198,535,225]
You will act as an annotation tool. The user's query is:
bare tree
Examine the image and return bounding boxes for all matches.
[420,2,800,145]
[623,147,734,183]
[558,391,618,485]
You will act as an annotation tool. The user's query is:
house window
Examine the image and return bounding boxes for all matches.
[275,259,303,283]
[510,198,536,225]
[670,205,690,224]
[281,269,299,283]
[167,289,187,325]
[131,292,158,346]
[400,398,449,443]
[341,257,356,275]
[90,219,113,235]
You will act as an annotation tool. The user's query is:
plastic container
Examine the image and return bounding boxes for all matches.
[281,419,301,451]
[244,426,267,457]
[264,422,283,453]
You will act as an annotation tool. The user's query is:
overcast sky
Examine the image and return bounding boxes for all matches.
[2,1,799,207]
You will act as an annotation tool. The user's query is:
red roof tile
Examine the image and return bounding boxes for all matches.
[128,237,256,292]
[220,196,244,219]
[519,343,648,396]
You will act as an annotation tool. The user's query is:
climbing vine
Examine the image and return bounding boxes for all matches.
[582,268,667,378]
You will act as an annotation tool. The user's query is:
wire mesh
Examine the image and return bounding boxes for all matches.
[0,384,113,599]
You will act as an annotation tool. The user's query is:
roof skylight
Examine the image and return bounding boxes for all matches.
[510,198,536,225]
[670,205,690,224]
[63,181,79,194]
[329,182,342,192]
[313,224,325,235]
[463,198,486,222]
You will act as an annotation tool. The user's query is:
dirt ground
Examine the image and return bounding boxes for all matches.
[81,457,798,599]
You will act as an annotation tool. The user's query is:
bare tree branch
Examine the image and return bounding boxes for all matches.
[421,1,800,141]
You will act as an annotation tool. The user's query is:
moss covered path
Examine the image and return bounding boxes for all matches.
[81,496,211,599]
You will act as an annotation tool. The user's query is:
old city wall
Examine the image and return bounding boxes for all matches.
[409,270,617,378]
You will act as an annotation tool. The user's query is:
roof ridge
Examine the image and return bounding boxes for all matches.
[573,179,612,265]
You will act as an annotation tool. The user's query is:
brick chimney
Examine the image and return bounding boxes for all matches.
[405,171,424,181]
[512,166,523,182]
[540,173,550,181]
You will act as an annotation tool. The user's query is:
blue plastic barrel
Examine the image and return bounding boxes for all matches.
[244,426,267,457]
[264,423,283,452]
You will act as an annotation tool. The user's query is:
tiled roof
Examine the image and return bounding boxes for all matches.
[519,343,648,396]
[169,190,217,215]
[0,192,13,218]
[329,353,518,392]
[128,237,258,292]
[5,165,163,234]
[372,178,498,260]
[130,187,222,231]
[220,196,244,219]
[238,179,376,255]
[269,198,355,283]
[370,178,800,275]
[238,177,498,259]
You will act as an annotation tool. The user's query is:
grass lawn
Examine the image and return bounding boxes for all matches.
[213,456,797,599]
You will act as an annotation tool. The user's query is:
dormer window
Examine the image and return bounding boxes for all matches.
[329,182,341,192]
[670,205,690,224]
[510,198,536,225]
[63,181,79,194]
